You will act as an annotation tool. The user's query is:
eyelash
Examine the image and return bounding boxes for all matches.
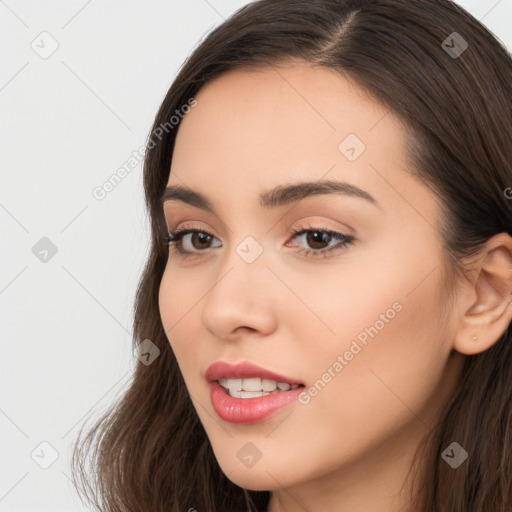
[165,222,355,259]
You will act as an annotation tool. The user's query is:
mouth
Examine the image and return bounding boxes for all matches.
[205,360,306,399]
[217,377,305,398]
[206,361,307,424]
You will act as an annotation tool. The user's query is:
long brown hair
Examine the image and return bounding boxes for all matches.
[71,1,512,510]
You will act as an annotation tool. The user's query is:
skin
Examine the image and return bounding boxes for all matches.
[158,62,512,512]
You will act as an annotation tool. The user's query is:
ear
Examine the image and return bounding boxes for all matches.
[453,232,512,356]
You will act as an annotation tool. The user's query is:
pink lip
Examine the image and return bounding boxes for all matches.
[208,382,305,424]
[205,361,304,385]
[205,361,305,424]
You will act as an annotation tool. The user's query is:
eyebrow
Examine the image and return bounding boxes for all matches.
[159,179,380,213]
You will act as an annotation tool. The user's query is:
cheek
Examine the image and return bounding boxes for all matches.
[278,252,406,365]
[296,264,449,451]
[158,269,203,371]
[291,239,449,421]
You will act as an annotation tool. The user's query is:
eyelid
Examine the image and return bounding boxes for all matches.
[167,217,354,241]
[167,217,353,238]
[166,219,356,259]
[167,221,218,237]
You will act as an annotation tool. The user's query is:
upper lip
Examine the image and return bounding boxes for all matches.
[206,361,304,386]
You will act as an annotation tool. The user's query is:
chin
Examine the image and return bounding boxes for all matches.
[222,468,281,491]
[212,448,300,491]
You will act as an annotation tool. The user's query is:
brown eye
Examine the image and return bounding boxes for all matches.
[167,228,221,256]
[189,232,213,250]
[303,230,333,250]
[287,225,355,258]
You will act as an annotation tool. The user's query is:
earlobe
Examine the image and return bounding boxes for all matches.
[452,233,512,356]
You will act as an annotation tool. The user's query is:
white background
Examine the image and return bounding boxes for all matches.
[1,1,511,510]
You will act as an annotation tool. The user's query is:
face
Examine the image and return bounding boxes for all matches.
[158,63,465,497]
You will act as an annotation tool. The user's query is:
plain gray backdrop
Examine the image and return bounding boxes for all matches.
[1,1,511,510]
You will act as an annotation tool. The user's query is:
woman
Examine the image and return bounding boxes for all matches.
[72,1,512,511]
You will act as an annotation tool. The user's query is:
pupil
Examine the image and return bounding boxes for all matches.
[194,232,211,248]
[308,231,329,249]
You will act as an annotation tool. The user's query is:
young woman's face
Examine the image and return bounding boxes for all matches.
[158,64,465,502]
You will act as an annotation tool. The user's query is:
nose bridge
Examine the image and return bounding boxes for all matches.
[213,231,271,302]
[200,232,278,336]
[216,210,270,273]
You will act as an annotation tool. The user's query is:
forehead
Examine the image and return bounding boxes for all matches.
[173,63,396,162]
[167,63,436,225]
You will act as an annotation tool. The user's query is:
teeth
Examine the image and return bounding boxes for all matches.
[218,377,301,397]
[236,390,270,398]
[219,378,242,391]
[262,379,277,392]
[242,377,262,391]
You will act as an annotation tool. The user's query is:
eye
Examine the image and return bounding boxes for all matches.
[166,225,221,256]
[286,222,355,258]
[166,222,355,259]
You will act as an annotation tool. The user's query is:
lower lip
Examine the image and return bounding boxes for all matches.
[208,381,304,424]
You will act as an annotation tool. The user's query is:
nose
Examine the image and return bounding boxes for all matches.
[200,242,279,341]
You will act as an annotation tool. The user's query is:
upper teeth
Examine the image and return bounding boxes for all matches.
[218,377,300,398]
